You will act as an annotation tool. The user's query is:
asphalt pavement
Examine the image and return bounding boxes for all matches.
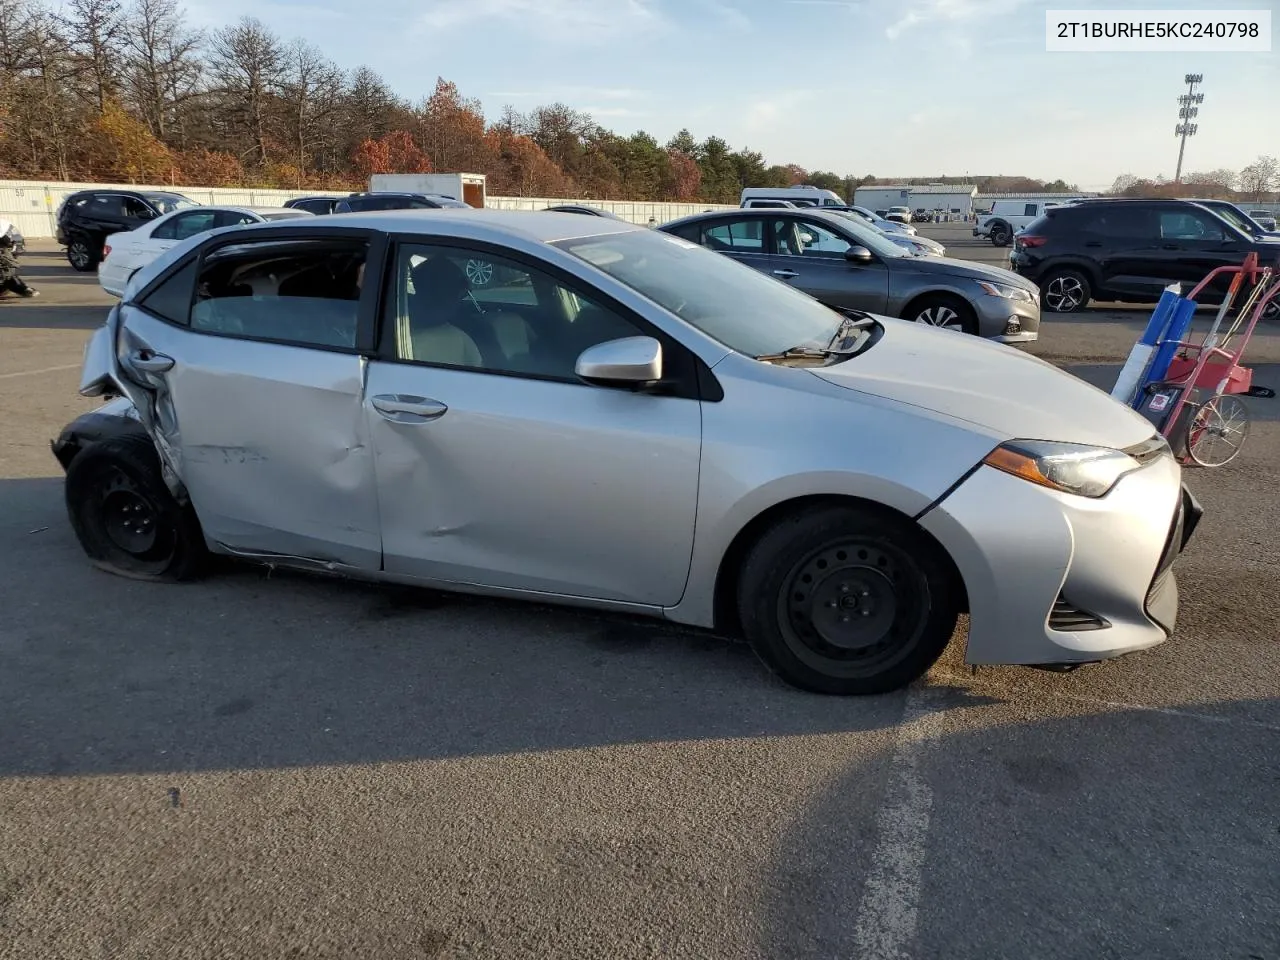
[1,235,1278,960]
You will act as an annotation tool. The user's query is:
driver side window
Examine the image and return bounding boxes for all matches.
[389,243,641,381]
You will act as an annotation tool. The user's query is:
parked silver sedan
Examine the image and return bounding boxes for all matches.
[660,209,1038,341]
[55,210,1200,695]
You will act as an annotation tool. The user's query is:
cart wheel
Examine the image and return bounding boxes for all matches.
[1185,394,1250,467]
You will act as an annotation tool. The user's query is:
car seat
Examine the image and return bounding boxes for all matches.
[406,257,485,367]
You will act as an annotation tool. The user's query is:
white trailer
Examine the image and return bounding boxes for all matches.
[368,173,487,207]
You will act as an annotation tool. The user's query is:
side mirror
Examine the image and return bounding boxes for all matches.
[575,336,663,388]
[845,245,874,264]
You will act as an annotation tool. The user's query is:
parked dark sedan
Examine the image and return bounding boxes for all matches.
[1011,199,1280,320]
[660,209,1040,341]
[544,204,626,220]
[284,195,343,215]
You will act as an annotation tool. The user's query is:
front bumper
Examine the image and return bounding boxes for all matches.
[918,451,1198,666]
[975,294,1040,343]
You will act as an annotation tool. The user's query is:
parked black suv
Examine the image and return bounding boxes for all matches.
[284,195,343,215]
[1011,198,1280,319]
[333,192,471,213]
[55,189,198,271]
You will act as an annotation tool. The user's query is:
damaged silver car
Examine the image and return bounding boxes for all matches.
[55,210,1200,695]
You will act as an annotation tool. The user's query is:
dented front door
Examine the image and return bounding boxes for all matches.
[110,306,382,570]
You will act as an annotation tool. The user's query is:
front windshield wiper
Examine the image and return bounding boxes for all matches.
[825,313,875,351]
[757,313,876,364]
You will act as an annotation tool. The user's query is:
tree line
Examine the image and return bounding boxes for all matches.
[7,0,1205,203]
[1110,158,1278,203]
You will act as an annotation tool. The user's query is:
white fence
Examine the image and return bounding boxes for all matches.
[0,178,736,239]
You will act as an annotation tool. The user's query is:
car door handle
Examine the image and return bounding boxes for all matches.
[1161,243,1179,250]
[1084,241,1102,247]
[129,351,174,373]
[772,269,799,278]
[371,394,448,423]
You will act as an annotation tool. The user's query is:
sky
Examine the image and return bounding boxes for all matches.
[181,0,1280,190]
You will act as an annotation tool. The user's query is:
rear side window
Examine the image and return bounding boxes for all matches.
[137,260,197,324]
[1083,207,1156,238]
[190,239,368,348]
[294,198,336,215]
[1024,203,1038,217]
[347,196,412,211]
[152,210,219,241]
[701,220,765,252]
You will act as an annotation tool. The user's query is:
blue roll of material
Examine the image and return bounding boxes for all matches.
[1112,287,1183,405]
[1133,296,1198,410]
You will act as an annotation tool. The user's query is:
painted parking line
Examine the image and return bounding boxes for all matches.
[0,363,81,381]
[850,685,949,959]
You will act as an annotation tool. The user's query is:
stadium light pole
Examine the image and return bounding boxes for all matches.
[1174,73,1204,183]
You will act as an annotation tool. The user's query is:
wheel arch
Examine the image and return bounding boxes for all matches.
[711,493,969,638]
[898,288,979,327]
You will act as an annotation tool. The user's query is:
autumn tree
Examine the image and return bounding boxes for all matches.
[1240,156,1278,200]
[666,148,700,200]
[122,0,203,143]
[173,146,241,185]
[351,129,431,179]
[278,39,343,177]
[208,16,283,166]
[79,96,171,180]
[417,77,493,173]
[528,102,594,177]
[59,0,124,111]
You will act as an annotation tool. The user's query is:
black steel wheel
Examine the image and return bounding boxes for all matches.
[65,434,206,581]
[990,222,1012,246]
[67,238,100,272]
[737,505,961,695]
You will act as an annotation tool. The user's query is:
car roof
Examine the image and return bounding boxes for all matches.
[663,207,851,228]
[224,208,644,244]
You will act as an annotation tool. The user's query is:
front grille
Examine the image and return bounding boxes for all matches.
[1049,594,1110,632]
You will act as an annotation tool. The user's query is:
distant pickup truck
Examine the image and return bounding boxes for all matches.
[974,199,1077,246]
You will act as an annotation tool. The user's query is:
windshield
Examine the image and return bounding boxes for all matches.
[1201,202,1257,236]
[145,193,197,214]
[812,212,910,258]
[553,229,849,358]
[828,209,889,235]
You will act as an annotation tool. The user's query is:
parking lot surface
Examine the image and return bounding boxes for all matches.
[2,236,1279,959]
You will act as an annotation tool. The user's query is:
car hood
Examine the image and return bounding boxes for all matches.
[890,253,1038,292]
[810,317,1158,449]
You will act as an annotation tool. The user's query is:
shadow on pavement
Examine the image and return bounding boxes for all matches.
[0,476,998,779]
[0,299,107,331]
[759,695,1280,960]
[1063,362,1280,423]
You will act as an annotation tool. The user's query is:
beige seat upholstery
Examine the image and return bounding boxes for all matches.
[405,257,484,367]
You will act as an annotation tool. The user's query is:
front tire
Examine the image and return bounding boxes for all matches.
[65,435,207,581]
[1040,268,1091,313]
[989,221,1012,246]
[904,294,979,335]
[737,506,960,695]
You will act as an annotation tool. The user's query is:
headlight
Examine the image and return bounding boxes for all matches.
[982,440,1143,498]
[977,279,1035,303]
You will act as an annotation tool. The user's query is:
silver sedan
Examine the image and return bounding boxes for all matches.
[56,210,1201,695]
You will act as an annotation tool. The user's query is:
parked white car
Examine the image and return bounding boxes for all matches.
[974,199,1077,246]
[98,206,313,297]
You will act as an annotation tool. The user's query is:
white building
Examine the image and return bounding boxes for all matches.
[854,184,978,217]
